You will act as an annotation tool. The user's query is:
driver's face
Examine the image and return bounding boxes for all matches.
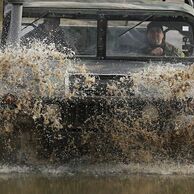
[147,27,164,46]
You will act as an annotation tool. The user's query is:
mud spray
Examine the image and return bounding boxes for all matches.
[1,42,194,170]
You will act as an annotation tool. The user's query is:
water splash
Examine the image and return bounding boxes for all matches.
[1,42,194,164]
[1,161,194,176]
[0,41,75,97]
[132,63,194,100]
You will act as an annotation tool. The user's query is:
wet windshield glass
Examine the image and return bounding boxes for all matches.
[21,17,97,56]
[107,20,193,58]
[21,17,194,58]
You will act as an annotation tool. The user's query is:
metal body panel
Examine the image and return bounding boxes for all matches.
[7,4,23,45]
[6,1,194,16]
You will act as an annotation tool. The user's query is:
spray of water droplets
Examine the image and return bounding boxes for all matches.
[1,42,194,164]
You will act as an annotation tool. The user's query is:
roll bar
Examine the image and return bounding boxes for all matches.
[7,3,23,45]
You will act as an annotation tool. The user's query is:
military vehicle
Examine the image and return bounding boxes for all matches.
[1,0,194,163]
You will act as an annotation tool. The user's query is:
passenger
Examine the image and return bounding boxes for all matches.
[144,22,184,57]
[22,18,67,51]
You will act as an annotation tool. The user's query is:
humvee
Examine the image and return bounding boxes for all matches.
[1,0,194,163]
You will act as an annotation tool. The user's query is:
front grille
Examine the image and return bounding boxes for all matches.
[69,73,134,96]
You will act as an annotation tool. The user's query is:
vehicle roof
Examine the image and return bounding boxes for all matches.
[6,1,192,11]
[7,1,194,17]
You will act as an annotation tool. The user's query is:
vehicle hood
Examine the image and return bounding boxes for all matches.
[73,59,177,75]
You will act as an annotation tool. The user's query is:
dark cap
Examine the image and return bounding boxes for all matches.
[147,22,163,32]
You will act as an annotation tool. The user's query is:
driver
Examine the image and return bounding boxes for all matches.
[144,22,185,57]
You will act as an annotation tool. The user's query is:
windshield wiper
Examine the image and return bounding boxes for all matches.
[21,12,49,31]
[118,15,153,37]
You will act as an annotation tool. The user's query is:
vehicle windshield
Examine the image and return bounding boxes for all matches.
[107,20,193,58]
[21,17,194,58]
[21,17,97,56]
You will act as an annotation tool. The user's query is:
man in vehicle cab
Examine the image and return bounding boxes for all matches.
[145,21,185,57]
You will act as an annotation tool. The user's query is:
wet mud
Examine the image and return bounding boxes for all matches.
[1,42,194,164]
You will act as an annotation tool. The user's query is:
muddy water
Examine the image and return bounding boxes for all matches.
[1,42,194,193]
[1,43,194,163]
[0,2,194,193]
[0,165,194,194]
[1,175,194,194]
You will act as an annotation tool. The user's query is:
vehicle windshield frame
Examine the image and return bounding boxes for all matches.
[15,6,194,61]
